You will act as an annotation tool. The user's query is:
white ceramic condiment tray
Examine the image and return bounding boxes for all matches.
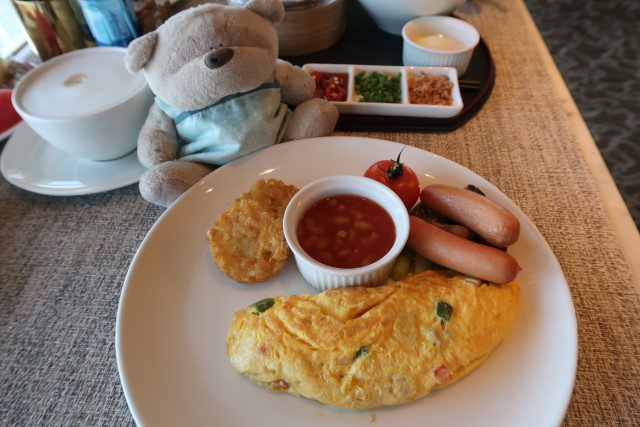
[303,63,463,118]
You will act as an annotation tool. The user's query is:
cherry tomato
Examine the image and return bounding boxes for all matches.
[325,84,346,102]
[363,148,420,210]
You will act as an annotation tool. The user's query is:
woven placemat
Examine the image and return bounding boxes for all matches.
[1,0,638,425]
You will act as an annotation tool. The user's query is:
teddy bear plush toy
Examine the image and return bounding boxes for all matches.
[125,0,339,207]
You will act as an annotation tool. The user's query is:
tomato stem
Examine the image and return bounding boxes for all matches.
[394,146,406,164]
[380,146,407,180]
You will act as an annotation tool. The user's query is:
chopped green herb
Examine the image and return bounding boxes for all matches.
[353,346,369,361]
[251,298,275,313]
[354,71,401,103]
[436,301,453,322]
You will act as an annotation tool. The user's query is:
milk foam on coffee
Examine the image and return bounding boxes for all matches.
[16,49,145,120]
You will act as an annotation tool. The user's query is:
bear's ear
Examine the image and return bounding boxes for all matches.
[244,0,284,24]
[125,31,158,73]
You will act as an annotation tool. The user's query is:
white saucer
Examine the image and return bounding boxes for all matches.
[0,121,21,141]
[0,123,146,196]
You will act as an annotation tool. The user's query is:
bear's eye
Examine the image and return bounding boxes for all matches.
[219,43,223,47]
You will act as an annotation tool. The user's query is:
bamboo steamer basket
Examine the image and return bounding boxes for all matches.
[276,0,345,56]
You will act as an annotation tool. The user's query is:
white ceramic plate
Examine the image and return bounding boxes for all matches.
[116,137,577,427]
[0,123,146,196]
[303,64,463,118]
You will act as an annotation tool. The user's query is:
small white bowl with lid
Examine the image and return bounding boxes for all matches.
[283,175,410,291]
[402,16,480,75]
[356,0,464,35]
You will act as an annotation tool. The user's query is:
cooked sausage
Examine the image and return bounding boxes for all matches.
[408,216,521,284]
[420,184,520,247]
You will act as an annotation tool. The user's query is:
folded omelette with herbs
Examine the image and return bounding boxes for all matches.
[226,270,519,409]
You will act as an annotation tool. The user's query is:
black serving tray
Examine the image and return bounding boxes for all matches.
[282,1,495,132]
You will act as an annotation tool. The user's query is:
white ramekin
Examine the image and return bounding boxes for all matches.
[11,47,153,161]
[402,16,480,75]
[283,175,409,291]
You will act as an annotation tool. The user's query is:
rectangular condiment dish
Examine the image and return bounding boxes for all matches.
[303,63,463,118]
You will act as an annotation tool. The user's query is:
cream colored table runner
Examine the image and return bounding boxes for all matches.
[337,0,639,424]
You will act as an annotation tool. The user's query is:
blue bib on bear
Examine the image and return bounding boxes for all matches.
[155,82,288,165]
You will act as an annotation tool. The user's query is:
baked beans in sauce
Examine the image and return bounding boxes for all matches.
[296,195,396,269]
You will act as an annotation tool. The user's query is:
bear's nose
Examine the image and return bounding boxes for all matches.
[204,48,234,69]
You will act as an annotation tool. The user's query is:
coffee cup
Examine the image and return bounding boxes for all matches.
[12,47,153,161]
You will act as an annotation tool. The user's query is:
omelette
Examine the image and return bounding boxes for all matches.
[226,270,519,409]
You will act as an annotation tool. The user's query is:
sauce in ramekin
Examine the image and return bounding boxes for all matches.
[296,194,395,269]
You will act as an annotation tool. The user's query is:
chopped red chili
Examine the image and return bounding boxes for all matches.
[311,71,349,102]
[434,364,451,383]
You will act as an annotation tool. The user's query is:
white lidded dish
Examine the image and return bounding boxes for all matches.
[302,63,463,118]
[355,0,464,35]
[283,175,409,291]
[402,16,480,75]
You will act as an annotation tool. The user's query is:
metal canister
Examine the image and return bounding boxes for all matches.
[76,0,141,47]
[12,0,89,61]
